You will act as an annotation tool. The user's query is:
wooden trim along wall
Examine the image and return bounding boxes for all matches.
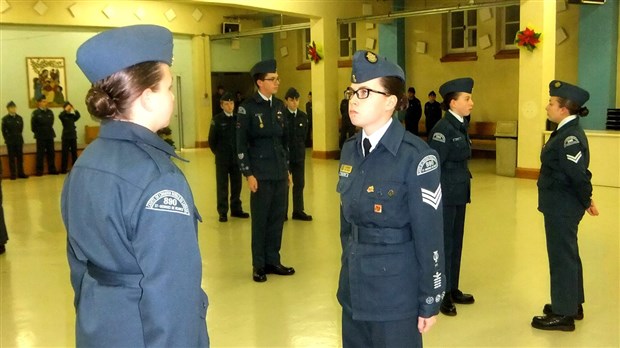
[195,141,209,148]
[515,167,540,180]
[312,150,340,160]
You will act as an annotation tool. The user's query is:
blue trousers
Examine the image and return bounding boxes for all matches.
[342,310,422,348]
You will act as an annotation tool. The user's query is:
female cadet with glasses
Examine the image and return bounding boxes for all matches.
[337,50,445,347]
[62,25,209,346]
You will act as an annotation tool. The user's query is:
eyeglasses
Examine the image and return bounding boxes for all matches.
[262,77,281,83]
[345,87,389,100]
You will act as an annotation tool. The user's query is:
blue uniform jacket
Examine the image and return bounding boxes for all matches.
[61,121,209,347]
[337,120,446,321]
[427,112,472,205]
[236,92,289,180]
[538,118,592,216]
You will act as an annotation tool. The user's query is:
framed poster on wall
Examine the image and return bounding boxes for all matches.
[26,57,67,108]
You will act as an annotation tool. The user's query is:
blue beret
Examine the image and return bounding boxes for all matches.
[220,92,234,102]
[250,59,277,77]
[439,78,474,99]
[285,87,300,99]
[351,50,405,83]
[76,25,173,84]
[549,80,589,106]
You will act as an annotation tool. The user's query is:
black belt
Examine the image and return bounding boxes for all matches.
[87,262,142,287]
[351,224,411,245]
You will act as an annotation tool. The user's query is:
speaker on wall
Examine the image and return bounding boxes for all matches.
[222,22,240,34]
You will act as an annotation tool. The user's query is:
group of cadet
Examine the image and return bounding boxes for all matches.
[2,97,81,179]
[0,22,597,348]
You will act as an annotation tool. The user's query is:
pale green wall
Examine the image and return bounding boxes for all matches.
[210,38,262,73]
[0,24,195,146]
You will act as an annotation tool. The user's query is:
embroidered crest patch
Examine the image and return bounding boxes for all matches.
[417,155,439,176]
[237,106,246,115]
[564,135,580,148]
[145,190,190,216]
[432,133,446,143]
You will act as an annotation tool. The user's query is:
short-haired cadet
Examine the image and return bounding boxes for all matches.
[337,50,445,347]
[427,77,476,316]
[236,59,295,282]
[208,92,249,222]
[2,101,28,179]
[531,80,598,332]
[284,87,312,221]
[31,94,58,176]
[63,25,209,346]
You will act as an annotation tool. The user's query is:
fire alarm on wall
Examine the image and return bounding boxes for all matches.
[222,22,240,33]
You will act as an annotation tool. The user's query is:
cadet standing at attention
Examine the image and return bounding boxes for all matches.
[31,95,58,176]
[531,80,599,332]
[62,25,209,346]
[2,101,28,179]
[427,78,475,316]
[337,50,445,348]
[284,87,312,221]
[208,92,249,222]
[236,59,295,282]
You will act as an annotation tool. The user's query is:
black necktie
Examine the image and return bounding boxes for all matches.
[363,138,372,157]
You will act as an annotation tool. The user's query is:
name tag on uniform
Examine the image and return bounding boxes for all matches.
[339,164,353,177]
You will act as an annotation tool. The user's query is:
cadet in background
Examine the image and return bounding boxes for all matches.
[531,80,599,332]
[428,77,476,317]
[208,92,249,222]
[31,95,58,176]
[58,101,81,173]
[424,91,442,135]
[405,87,422,135]
[236,59,295,283]
[283,87,312,221]
[2,101,28,179]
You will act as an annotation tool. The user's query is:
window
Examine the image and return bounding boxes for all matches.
[448,10,477,53]
[339,23,357,58]
[302,28,311,62]
[502,5,520,49]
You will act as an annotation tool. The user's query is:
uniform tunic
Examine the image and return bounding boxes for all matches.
[427,112,471,293]
[286,108,309,214]
[62,120,209,347]
[31,107,57,174]
[208,111,243,215]
[405,97,422,135]
[236,92,289,268]
[537,117,592,316]
[337,120,445,345]
[1,113,26,177]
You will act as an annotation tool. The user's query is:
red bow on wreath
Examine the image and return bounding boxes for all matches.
[307,41,322,63]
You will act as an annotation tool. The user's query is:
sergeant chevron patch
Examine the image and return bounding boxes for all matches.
[421,185,442,210]
[566,151,582,163]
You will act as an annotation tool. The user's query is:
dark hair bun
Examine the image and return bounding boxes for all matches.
[579,106,589,117]
[85,87,117,119]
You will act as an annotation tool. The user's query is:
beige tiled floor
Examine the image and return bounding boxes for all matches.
[1,149,618,347]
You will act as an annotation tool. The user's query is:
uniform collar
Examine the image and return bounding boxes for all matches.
[448,109,464,123]
[287,108,297,115]
[252,91,271,105]
[98,120,186,162]
[557,115,577,130]
[358,117,403,157]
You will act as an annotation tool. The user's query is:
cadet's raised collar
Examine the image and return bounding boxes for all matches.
[357,120,405,156]
[98,120,186,162]
[446,112,468,131]
[556,115,577,130]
